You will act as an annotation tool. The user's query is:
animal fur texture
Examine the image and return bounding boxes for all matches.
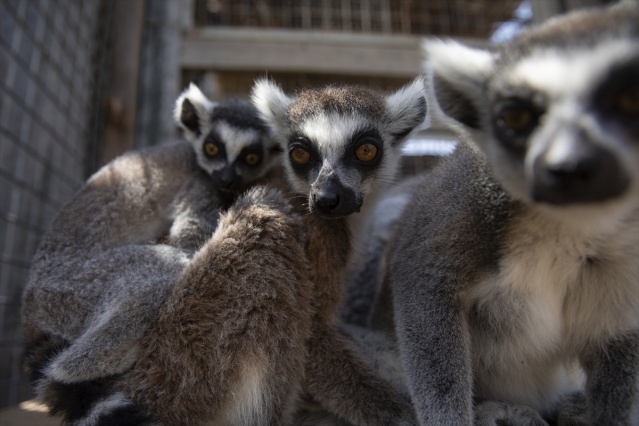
[21,86,282,424]
[340,174,424,327]
[384,2,639,425]
[122,185,313,426]
[249,78,427,426]
[24,78,426,425]
[83,78,426,426]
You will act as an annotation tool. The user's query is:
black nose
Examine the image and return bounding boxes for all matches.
[214,167,241,190]
[532,141,629,204]
[310,176,362,217]
[219,176,234,188]
[313,191,340,212]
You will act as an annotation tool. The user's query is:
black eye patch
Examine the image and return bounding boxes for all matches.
[288,134,321,172]
[237,143,263,167]
[202,132,227,161]
[491,97,544,152]
[345,128,383,168]
[592,57,639,116]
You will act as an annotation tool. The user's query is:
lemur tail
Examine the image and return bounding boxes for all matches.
[23,333,154,426]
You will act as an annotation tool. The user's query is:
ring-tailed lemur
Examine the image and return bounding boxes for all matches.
[105,79,426,426]
[176,84,283,200]
[25,78,425,426]
[248,78,427,425]
[385,2,639,425]
[21,84,283,424]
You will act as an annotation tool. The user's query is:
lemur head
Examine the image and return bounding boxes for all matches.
[251,79,426,218]
[425,2,639,219]
[175,84,281,193]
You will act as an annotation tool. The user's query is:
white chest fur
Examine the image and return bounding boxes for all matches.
[465,206,639,412]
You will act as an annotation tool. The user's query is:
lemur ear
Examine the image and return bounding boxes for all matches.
[174,83,215,142]
[423,39,495,130]
[384,77,427,145]
[250,78,293,140]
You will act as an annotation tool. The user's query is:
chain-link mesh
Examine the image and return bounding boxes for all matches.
[0,0,110,408]
[193,0,522,38]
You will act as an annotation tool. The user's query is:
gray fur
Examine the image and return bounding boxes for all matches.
[252,78,427,425]
[387,3,639,425]
[21,85,280,422]
[121,185,313,426]
[22,141,217,383]
[341,174,423,326]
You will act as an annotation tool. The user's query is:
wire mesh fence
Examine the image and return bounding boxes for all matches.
[0,0,111,408]
[193,0,523,38]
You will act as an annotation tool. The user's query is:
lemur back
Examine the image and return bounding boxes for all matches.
[21,84,282,423]
[387,2,639,425]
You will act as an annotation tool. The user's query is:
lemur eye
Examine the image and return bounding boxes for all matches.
[203,141,219,158]
[615,87,639,115]
[355,143,378,162]
[245,153,261,166]
[495,100,540,134]
[499,109,532,130]
[290,147,311,165]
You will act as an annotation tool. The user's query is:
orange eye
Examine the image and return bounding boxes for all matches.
[499,108,533,131]
[616,88,639,115]
[245,153,261,166]
[355,143,378,162]
[203,142,219,158]
[290,147,311,165]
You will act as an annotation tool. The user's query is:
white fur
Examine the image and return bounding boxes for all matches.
[215,357,268,426]
[467,207,639,414]
[215,121,261,164]
[384,77,427,138]
[251,79,292,139]
[174,83,216,142]
[421,40,494,142]
[300,112,370,160]
[509,40,638,98]
[423,39,495,95]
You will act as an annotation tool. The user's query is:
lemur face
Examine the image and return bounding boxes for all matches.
[425,2,639,218]
[175,84,281,192]
[251,79,426,218]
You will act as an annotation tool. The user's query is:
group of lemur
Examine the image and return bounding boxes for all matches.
[19,2,639,425]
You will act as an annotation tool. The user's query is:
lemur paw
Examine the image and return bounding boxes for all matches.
[475,401,548,426]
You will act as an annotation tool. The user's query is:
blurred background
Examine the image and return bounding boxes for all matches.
[0,0,616,416]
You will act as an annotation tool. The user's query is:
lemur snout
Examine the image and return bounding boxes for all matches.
[532,139,628,205]
[311,177,362,217]
[214,167,242,191]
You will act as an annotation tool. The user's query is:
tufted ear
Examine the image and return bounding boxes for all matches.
[174,83,215,142]
[384,77,427,145]
[250,78,293,142]
[423,39,495,131]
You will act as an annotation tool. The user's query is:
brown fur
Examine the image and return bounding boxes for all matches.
[118,170,412,425]
[288,85,386,125]
[123,186,313,426]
